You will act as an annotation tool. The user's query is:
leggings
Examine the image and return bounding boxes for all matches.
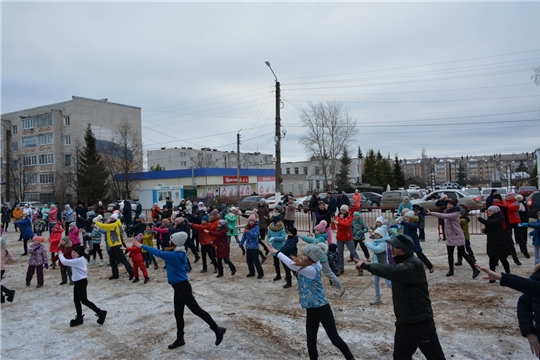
[73,278,101,317]
[352,239,370,259]
[200,245,217,270]
[217,258,236,275]
[306,303,354,360]
[91,243,103,260]
[504,229,520,262]
[23,238,31,255]
[457,240,475,262]
[446,245,475,273]
[489,255,510,274]
[172,280,217,335]
[2,222,8,231]
[259,228,267,241]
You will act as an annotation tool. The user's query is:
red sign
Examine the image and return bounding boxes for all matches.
[223,176,249,184]
[257,176,275,181]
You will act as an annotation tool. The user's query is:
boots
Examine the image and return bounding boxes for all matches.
[144,277,150,284]
[216,273,224,278]
[6,289,16,302]
[100,259,105,266]
[214,326,226,346]
[194,254,201,263]
[370,296,382,305]
[70,314,84,327]
[357,269,363,276]
[472,268,480,279]
[90,258,96,266]
[96,310,107,325]
[283,282,292,289]
[168,332,185,349]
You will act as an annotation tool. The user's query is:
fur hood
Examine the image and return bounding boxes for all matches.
[269,221,284,232]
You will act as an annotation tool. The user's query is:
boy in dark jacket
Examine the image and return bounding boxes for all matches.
[517,263,540,358]
[327,243,340,276]
[279,226,299,289]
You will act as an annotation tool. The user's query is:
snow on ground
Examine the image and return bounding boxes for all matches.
[0,215,536,360]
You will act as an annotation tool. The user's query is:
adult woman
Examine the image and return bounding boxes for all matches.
[396,196,413,214]
[1,204,11,232]
[12,206,23,233]
[477,205,510,280]
[331,205,361,275]
[283,197,296,230]
[257,198,270,242]
[427,199,480,278]
[14,213,34,256]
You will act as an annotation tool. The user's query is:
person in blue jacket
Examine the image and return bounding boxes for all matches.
[14,213,34,256]
[398,211,434,274]
[133,232,226,350]
[363,227,392,305]
[396,196,413,215]
[278,226,299,289]
[267,216,287,282]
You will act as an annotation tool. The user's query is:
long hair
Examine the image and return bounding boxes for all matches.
[289,255,314,274]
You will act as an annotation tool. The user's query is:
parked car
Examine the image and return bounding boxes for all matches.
[527,191,540,219]
[359,192,382,208]
[480,188,507,208]
[238,196,266,212]
[23,201,45,210]
[464,188,481,196]
[344,193,372,210]
[519,186,538,198]
[107,199,137,212]
[411,189,482,213]
[380,190,411,210]
[265,195,285,210]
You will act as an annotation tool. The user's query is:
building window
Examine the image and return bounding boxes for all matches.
[294,167,299,175]
[22,136,37,148]
[24,193,40,201]
[298,184,303,192]
[63,116,70,126]
[64,136,71,145]
[24,173,38,184]
[12,125,17,134]
[286,168,290,174]
[65,154,71,166]
[180,161,187,166]
[37,114,52,127]
[65,173,72,183]
[38,153,54,165]
[39,174,54,184]
[23,155,37,166]
[22,118,36,129]
[316,180,320,189]
[315,167,320,175]
[303,167,308,175]
[11,142,18,152]
[180,152,186,157]
[38,134,53,145]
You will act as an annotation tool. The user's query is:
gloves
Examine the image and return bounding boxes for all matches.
[269,237,275,242]
[44,263,49,269]
[517,222,529,227]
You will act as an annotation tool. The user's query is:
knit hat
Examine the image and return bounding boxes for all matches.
[274,205,283,213]
[400,208,409,216]
[210,209,220,217]
[404,211,415,218]
[487,206,500,213]
[170,232,187,252]
[259,198,266,203]
[287,226,297,237]
[202,215,209,222]
[110,213,119,220]
[272,216,282,224]
[302,243,328,263]
[440,194,448,199]
[387,234,414,255]
[375,216,384,224]
[515,194,524,201]
[340,204,349,212]
[229,207,237,213]
[248,214,257,222]
[33,236,46,243]
[218,219,228,229]
[314,220,327,233]
[93,215,103,223]
[507,192,516,198]
[448,199,458,206]
[353,211,360,217]
[374,227,386,238]
[134,233,143,242]
[72,245,87,258]
[328,243,338,252]
[251,208,258,214]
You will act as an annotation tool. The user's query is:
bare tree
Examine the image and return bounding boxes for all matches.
[299,101,358,189]
[9,153,37,202]
[190,151,216,168]
[533,66,540,86]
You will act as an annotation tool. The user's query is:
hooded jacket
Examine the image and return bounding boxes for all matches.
[400,217,422,252]
[208,226,230,259]
[14,217,34,239]
[478,211,509,258]
[363,234,389,264]
[429,207,465,246]
[267,221,287,255]
[224,213,239,237]
[94,219,124,248]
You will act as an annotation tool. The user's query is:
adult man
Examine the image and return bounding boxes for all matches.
[308,192,319,230]
[336,191,350,211]
[134,201,142,220]
[325,191,337,216]
[485,189,498,209]
[355,234,446,359]
[94,213,134,280]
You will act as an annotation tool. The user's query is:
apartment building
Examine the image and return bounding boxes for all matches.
[1,96,142,204]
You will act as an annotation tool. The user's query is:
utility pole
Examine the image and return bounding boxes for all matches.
[237,131,241,203]
[265,61,282,202]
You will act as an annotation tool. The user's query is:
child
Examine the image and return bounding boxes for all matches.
[133,232,226,349]
[301,221,345,296]
[416,206,427,242]
[53,237,73,285]
[206,219,236,278]
[1,236,16,303]
[142,224,159,270]
[68,222,81,246]
[267,242,355,360]
[351,212,370,263]
[190,215,218,273]
[126,234,150,284]
[89,217,105,266]
[49,222,63,269]
[517,263,540,358]
[268,216,287,282]
[398,211,434,273]
[225,207,243,254]
[327,243,340,277]
[33,216,46,236]
[59,245,107,327]
[363,228,392,305]
[239,214,264,279]
[26,236,48,287]
[276,226,299,289]
[456,209,475,265]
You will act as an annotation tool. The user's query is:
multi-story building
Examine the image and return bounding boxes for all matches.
[147,147,274,170]
[1,96,142,204]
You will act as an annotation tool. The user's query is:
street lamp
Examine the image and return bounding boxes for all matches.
[265,61,283,200]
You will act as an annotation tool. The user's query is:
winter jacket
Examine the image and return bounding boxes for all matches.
[48,207,58,223]
[517,265,540,340]
[49,223,63,253]
[280,235,298,257]
[1,248,15,270]
[309,195,320,213]
[191,223,214,246]
[397,202,413,214]
[154,225,172,248]
[267,221,287,255]
[14,218,34,240]
[143,246,190,284]
[505,198,521,225]
[332,214,353,241]
[68,227,81,246]
[28,244,47,266]
[430,207,465,246]
[126,246,144,263]
[460,216,470,241]
[400,219,422,253]
[75,206,88,229]
[327,196,337,216]
[283,203,296,221]
[500,272,540,298]
[62,207,74,223]
[364,235,389,264]
[478,212,509,258]
[522,220,540,246]
[336,194,350,210]
[52,242,72,267]
[360,252,434,325]
[224,213,239,237]
[257,203,270,230]
[314,209,331,227]
[90,227,104,245]
[494,201,511,230]
[239,223,260,250]
[208,227,230,259]
[94,219,124,248]
[352,217,368,241]
[12,208,23,222]
[1,206,11,224]
[300,233,328,262]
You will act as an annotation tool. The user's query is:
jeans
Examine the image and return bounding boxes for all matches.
[393,320,446,360]
[73,278,101,317]
[337,240,359,272]
[535,245,540,265]
[374,275,392,297]
[172,280,218,334]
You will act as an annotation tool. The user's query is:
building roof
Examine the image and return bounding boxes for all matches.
[116,167,275,181]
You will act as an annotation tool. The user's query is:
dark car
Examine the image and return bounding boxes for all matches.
[380,190,411,210]
[519,186,538,198]
[360,192,382,208]
[238,195,266,212]
[345,193,373,210]
[527,191,540,219]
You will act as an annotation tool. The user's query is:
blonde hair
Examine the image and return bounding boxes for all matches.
[289,254,314,273]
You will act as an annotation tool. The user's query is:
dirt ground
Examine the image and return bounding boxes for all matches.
[0,214,536,360]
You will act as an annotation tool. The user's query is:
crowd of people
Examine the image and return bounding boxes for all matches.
[1,189,539,359]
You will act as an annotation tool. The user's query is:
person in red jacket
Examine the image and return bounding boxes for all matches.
[126,234,149,284]
[191,215,218,273]
[205,219,236,278]
[506,193,529,258]
[493,194,522,266]
[330,205,361,275]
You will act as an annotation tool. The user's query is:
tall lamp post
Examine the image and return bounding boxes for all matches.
[265,61,283,201]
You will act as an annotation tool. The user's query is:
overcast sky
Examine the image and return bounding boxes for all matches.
[2,1,540,165]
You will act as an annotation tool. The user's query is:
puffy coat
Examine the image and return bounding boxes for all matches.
[352,217,368,241]
[28,244,47,266]
[14,217,34,239]
[68,226,80,246]
[332,214,353,241]
[314,209,331,227]
[400,218,422,252]
[224,213,239,236]
[1,205,11,224]
[267,221,287,255]
[94,219,124,248]
[283,202,296,221]
[429,207,465,246]
[517,264,540,341]
[48,207,58,223]
[280,235,298,257]
[126,246,144,263]
[208,227,230,259]
[364,234,390,264]
[239,222,260,250]
[257,203,270,230]
[478,212,509,258]
[191,223,214,246]
[49,223,64,253]
[12,208,23,222]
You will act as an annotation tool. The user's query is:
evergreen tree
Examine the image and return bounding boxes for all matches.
[530,162,538,188]
[393,154,406,188]
[362,149,377,185]
[335,147,352,190]
[457,164,467,186]
[357,146,363,159]
[516,160,528,172]
[77,124,109,205]
[374,151,385,186]
[150,164,166,171]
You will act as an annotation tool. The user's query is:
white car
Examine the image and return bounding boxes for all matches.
[265,195,284,209]
[107,199,137,212]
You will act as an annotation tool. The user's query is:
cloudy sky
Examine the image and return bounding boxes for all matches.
[2,1,540,164]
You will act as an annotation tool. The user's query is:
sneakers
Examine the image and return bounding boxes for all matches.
[214,326,226,346]
[96,310,107,325]
[99,259,105,266]
[70,314,84,327]
[339,286,346,297]
[283,282,292,289]
[144,277,150,284]
[370,296,382,305]
[90,259,96,266]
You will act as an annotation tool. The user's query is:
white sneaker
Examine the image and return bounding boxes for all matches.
[369,296,382,305]
[339,286,346,297]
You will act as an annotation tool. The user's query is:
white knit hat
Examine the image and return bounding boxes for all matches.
[340,204,349,212]
[374,227,386,238]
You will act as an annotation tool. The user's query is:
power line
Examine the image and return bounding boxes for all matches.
[285,94,540,104]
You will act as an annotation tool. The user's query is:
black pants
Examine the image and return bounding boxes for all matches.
[23,237,31,255]
[393,320,446,360]
[172,280,217,335]
[259,227,267,241]
[489,255,510,274]
[91,243,103,260]
[61,266,73,283]
[306,303,354,360]
[457,240,475,263]
[446,246,475,273]
[2,222,8,231]
[352,240,370,259]
[416,251,433,270]
[73,278,101,317]
[185,236,199,258]
[201,244,217,270]
[504,229,520,262]
[109,246,134,278]
[246,248,263,276]
[217,258,236,275]
[273,256,292,282]
[1,270,11,302]
[514,224,529,255]
[284,220,295,230]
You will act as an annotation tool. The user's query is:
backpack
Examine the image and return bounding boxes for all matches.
[327,251,340,276]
